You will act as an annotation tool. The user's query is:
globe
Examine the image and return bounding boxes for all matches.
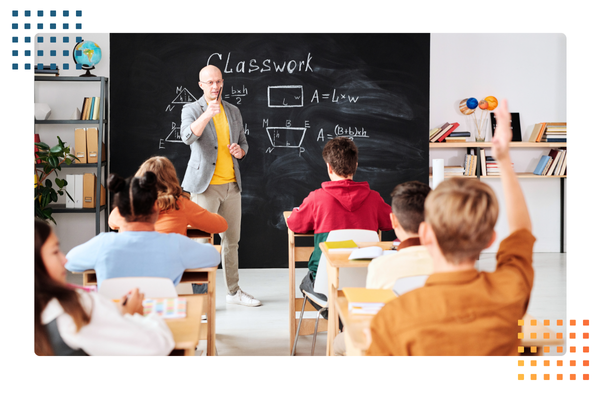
[72,40,102,77]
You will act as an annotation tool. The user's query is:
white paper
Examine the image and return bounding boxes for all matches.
[432,158,444,189]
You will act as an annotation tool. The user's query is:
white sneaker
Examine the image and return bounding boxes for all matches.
[226,289,262,307]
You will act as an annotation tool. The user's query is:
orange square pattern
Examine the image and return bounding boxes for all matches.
[544,374,550,380]
[584,346,589,353]
[584,374,589,380]
[518,319,524,326]
[584,333,589,339]
[544,332,550,339]
[531,360,537,366]
[518,360,524,366]
[557,346,563,353]
[518,332,524,339]
[557,320,563,326]
[570,346,576,353]
[584,320,589,326]
[544,360,550,366]
[570,374,576,380]
[557,333,563,339]
[531,346,537,353]
[570,320,576,326]
[531,374,537,381]
[544,320,550,326]
[570,360,576,366]
[557,374,563,380]
[531,333,537,339]
[531,320,537,326]
[557,360,563,366]
[584,360,589,367]
[518,346,524,353]
[544,346,550,353]
[570,333,576,339]
[518,374,524,380]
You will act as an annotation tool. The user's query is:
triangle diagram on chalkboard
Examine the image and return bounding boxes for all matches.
[172,88,197,104]
[165,126,182,143]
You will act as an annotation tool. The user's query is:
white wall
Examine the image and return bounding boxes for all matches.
[35,33,110,252]
[430,33,566,252]
[35,33,566,254]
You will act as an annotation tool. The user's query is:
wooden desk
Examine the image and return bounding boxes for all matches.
[186,227,215,243]
[337,294,562,356]
[76,262,219,356]
[283,211,327,353]
[165,295,204,356]
[320,241,394,356]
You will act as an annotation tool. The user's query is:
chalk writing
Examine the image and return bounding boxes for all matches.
[267,85,304,108]
[310,89,359,104]
[207,52,313,74]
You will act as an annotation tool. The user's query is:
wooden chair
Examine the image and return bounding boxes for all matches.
[98,277,178,299]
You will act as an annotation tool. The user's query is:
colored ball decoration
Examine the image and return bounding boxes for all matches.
[466,97,478,109]
[459,98,475,115]
[485,96,498,110]
[479,100,489,110]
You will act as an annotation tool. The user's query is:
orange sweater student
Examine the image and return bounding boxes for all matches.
[367,100,535,356]
[108,156,227,236]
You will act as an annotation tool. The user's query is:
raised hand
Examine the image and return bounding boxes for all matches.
[491,99,512,163]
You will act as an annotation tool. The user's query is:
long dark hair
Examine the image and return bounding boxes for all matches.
[108,171,158,223]
[35,219,91,355]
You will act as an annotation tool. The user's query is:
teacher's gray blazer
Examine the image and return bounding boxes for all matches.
[180,97,248,194]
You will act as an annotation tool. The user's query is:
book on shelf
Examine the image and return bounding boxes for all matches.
[142,298,187,319]
[430,123,450,142]
[74,128,88,163]
[528,123,544,143]
[545,149,563,176]
[429,128,441,140]
[491,112,522,141]
[92,97,101,120]
[74,174,83,208]
[541,157,553,175]
[436,122,460,142]
[533,155,551,175]
[322,239,359,252]
[80,98,89,120]
[444,137,467,143]
[444,165,465,176]
[550,149,566,176]
[448,131,470,137]
[341,288,397,315]
[480,149,487,176]
[65,174,76,209]
[88,97,95,120]
[35,65,60,76]
[559,152,567,176]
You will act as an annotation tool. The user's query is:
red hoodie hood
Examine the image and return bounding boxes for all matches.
[321,180,371,212]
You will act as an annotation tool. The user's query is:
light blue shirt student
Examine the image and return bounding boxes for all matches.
[66,231,220,288]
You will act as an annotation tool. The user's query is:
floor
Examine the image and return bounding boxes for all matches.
[66,252,566,356]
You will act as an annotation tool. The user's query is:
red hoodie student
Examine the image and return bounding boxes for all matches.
[287,138,392,306]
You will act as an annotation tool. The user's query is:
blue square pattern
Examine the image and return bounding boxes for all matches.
[63,37,69,43]
[50,50,56,57]
[37,63,44,70]
[25,10,31,17]
[76,11,82,17]
[63,50,69,57]
[63,64,70,70]
[38,50,43,56]
[12,50,18,56]
[76,50,82,56]
[12,64,18,70]
[51,10,56,17]
[12,37,18,43]
[76,64,82,70]
[50,64,57,70]
[26,50,31,56]
[38,10,43,17]
[25,23,30,29]
[50,24,56,29]
[25,37,31,43]
[12,10,17,17]
[76,24,82,29]
[38,23,43,29]
[63,23,69,29]
[25,64,31,70]
[63,11,69,17]
[51,37,56,43]
[12,23,17,29]
[37,36,43,43]
[76,36,82,42]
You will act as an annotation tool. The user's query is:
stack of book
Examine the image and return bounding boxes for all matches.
[80,97,101,120]
[444,165,466,176]
[341,288,397,315]
[35,64,60,77]
[533,148,567,176]
[444,131,470,143]
[429,122,460,142]
[485,155,514,176]
[529,122,567,143]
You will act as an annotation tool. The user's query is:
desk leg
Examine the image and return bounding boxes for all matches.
[207,268,216,356]
[326,263,339,357]
[289,232,296,353]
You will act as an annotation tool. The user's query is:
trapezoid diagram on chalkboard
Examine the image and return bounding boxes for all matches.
[265,127,306,155]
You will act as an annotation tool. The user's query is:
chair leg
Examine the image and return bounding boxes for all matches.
[291,295,308,356]
[311,307,328,356]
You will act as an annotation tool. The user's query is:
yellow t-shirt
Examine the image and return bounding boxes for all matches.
[210,103,236,185]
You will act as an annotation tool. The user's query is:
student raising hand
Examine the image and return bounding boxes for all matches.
[491,99,512,162]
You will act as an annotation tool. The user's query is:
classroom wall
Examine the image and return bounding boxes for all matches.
[35,33,566,254]
[429,33,567,252]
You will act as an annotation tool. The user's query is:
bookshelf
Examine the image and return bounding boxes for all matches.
[429,141,566,252]
[34,76,109,235]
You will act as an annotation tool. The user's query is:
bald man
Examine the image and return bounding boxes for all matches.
[181,65,261,306]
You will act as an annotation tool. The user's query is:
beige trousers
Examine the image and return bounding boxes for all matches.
[191,183,241,294]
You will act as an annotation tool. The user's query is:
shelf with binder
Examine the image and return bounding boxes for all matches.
[34,76,109,235]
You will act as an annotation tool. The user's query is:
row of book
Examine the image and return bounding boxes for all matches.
[533,149,567,176]
[529,122,566,143]
[443,149,514,177]
[80,97,102,120]
[74,127,106,164]
[64,173,106,209]
[429,122,463,142]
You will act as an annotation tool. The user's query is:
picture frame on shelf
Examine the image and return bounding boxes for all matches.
[490,112,522,141]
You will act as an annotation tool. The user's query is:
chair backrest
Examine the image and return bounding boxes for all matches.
[392,275,429,296]
[314,229,380,296]
[98,277,178,299]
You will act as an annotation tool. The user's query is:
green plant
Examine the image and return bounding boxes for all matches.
[35,136,78,223]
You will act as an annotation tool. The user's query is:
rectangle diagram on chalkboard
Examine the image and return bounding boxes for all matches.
[267,85,304,108]
[266,127,306,149]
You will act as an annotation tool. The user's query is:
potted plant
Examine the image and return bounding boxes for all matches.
[35,136,78,223]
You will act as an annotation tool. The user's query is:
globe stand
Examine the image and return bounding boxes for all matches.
[79,65,96,78]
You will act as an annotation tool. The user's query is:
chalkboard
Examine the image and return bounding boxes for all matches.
[110,34,430,269]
